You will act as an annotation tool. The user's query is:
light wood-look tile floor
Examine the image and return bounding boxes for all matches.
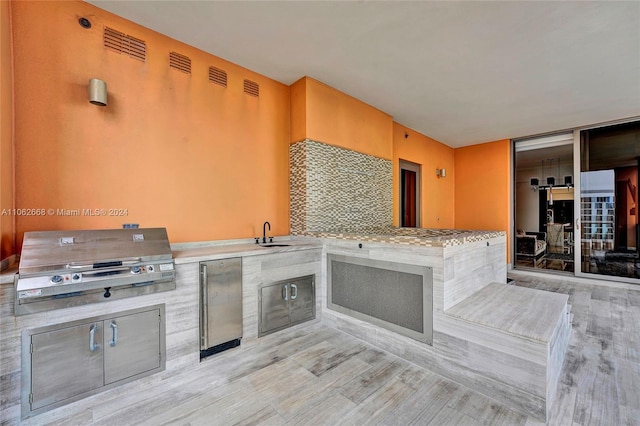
[15,324,532,426]
[13,273,640,426]
[511,273,640,426]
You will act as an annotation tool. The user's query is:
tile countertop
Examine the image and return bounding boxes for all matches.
[300,227,506,248]
[171,237,322,264]
[0,237,322,281]
[1,227,503,279]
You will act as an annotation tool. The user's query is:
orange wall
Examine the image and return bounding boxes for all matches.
[455,139,511,260]
[290,77,307,143]
[11,1,290,247]
[291,77,393,160]
[9,1,516,264]
[393,123,455,228]
[1,0,15,260]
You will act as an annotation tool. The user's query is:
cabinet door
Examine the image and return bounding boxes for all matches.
[259,283,290,336]
[31,322,104,410]
[104,309,161,385]
[289,277,315,325]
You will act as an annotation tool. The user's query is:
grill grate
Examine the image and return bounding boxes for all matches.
[103,27,146,62]
[243,79,259,97]
[209,66,227,87]
[169,52,191,74]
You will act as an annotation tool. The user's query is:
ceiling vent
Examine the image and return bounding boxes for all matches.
[103,27,146,62]
[169,52,191,74]
[243,79,259,97]
[208,66,227,87]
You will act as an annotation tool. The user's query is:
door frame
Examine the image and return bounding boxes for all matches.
[512,116,640,285]
[399,159,421,228]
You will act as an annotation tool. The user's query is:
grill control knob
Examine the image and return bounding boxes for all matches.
[72,273,81,282]
[51,275,63,284]
[131,266,141,274]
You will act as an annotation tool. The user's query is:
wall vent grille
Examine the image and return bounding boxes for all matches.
[104,27,146,61]
[243,79,259,97]
[169,52,191,74]
[208,67,227,87]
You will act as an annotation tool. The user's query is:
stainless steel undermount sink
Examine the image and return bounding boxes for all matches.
[259,244,291,248]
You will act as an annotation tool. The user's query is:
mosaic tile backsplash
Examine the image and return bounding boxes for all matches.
[290,140,393,234]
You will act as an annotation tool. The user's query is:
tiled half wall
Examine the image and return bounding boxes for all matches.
[290,139,393,234]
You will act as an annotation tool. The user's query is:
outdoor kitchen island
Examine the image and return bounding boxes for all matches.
[0,228,570,423]
[307,227,571,422]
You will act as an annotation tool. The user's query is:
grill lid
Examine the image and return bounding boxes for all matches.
[19,228,172,276]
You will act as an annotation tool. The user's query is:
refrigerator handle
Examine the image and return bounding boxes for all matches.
[201,264,209,349]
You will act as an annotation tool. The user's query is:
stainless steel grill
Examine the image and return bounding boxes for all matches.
[14,228,176,316]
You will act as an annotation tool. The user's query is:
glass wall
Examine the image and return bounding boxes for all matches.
[514,120,640,284]
[578,121,640,280]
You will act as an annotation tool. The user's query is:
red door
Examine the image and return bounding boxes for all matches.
[402,169,417,227]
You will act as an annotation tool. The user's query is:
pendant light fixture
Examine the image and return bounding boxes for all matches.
[547,158,554,206]
[546,158,555,186]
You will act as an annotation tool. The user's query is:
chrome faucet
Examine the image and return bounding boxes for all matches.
[262,221,271,244]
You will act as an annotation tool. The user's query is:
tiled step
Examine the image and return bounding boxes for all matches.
[443,282,572,421]
[445,282,570,342]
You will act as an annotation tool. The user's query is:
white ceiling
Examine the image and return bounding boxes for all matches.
[88,1,640,148]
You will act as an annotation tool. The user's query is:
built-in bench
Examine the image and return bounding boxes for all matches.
[320,235,570,422]
[443,282,571,420]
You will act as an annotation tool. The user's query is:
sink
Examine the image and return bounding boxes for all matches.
[259,243,291,248]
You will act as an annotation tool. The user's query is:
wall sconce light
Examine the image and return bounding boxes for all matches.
[88,78,107,106]
[436,168,446,178]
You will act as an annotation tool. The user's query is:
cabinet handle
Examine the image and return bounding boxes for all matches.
[291,284,298,300]
[89,324,99,352]
[282,284,288,301]
[67,258,141,269]
[201,264,209,348]
[109,321,118,346]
